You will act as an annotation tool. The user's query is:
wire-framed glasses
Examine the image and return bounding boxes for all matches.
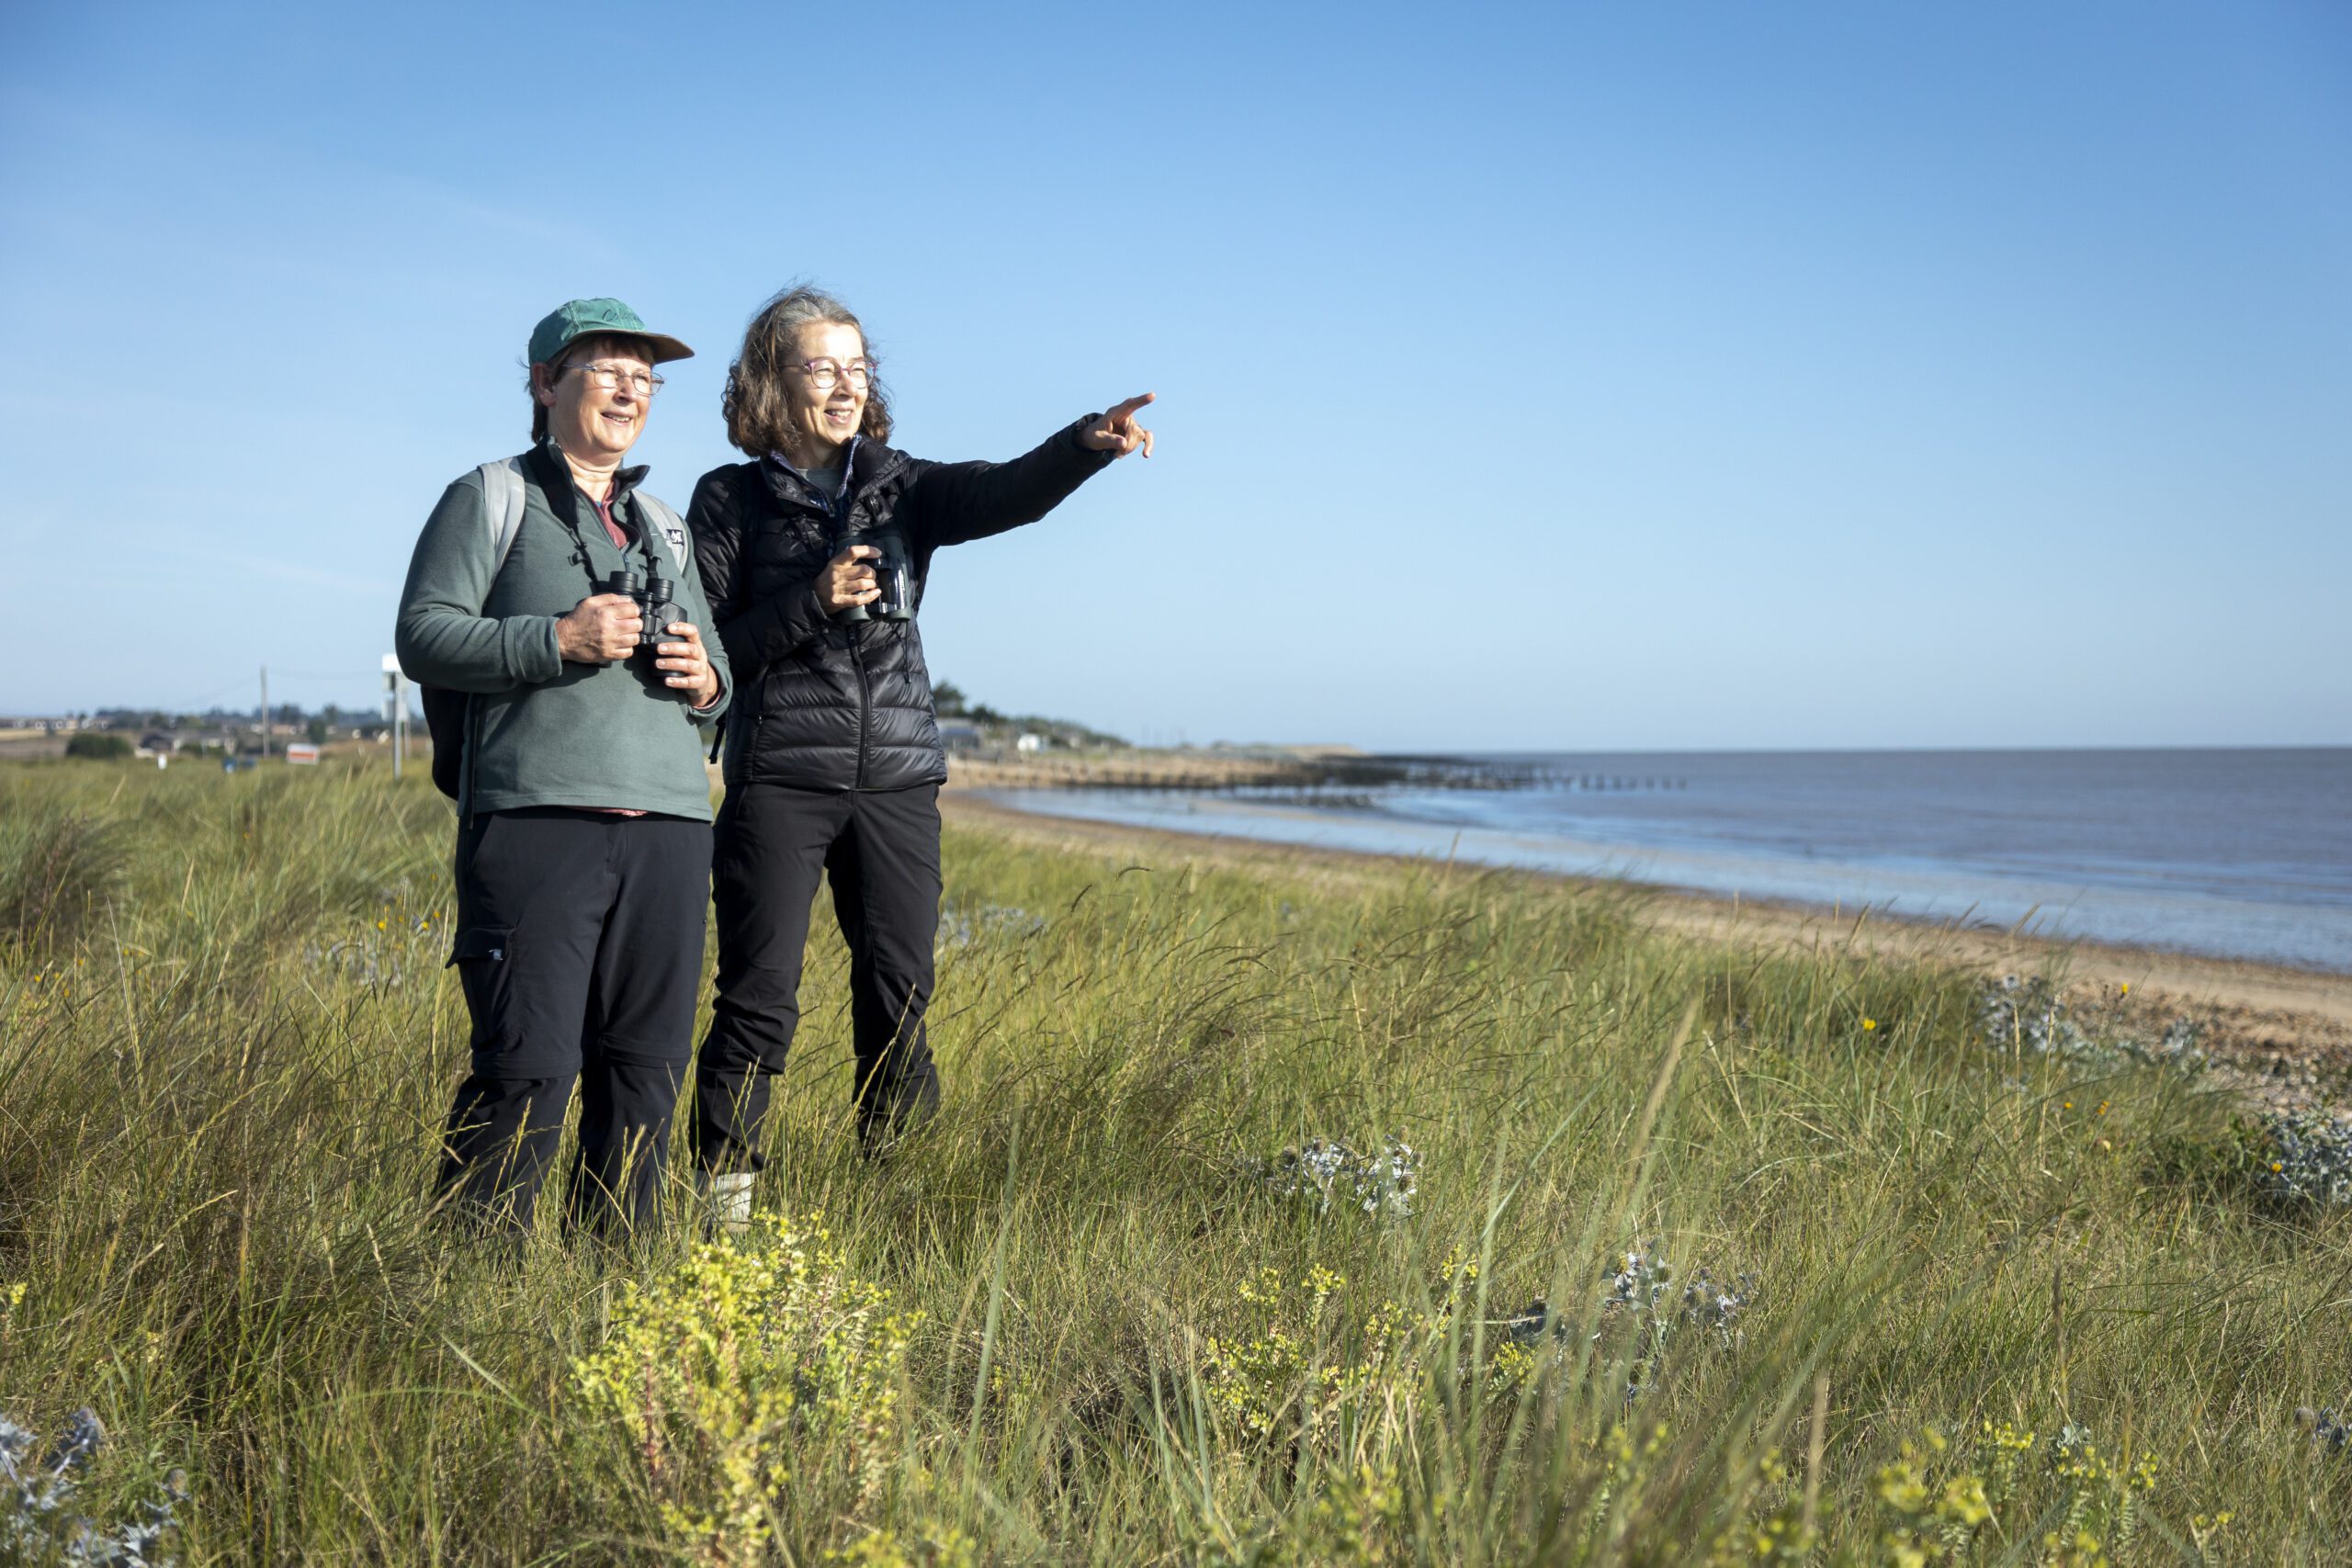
[564,360,665,397]
[797,358,874,391]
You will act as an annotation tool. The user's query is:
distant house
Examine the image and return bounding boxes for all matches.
[1014,733,1046,754]
[939,721,985,753]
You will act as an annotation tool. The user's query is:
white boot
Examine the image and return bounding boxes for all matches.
[703,1171,754,1237]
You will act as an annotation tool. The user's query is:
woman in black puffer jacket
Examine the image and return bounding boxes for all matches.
[687,285,1153,1215]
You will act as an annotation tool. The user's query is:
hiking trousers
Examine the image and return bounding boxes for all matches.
[693,782,943,1169]
[435,807,711,1235]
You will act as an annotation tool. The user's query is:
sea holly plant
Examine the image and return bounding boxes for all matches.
[300,879,443,994]
[2249,1109,2352,1208]
[934,901,1046,951]
[2296,1406,2349,1455]
[1976,976,2206,1072]
[1978,976,2096,1059]
[1597,1245,1753,1404]
[1495,1244,1755,1404]
[1241,1135,1420,1218]
[1,1406,189,1567]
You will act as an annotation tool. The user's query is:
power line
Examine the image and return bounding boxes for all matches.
[164,675,263,712]
[157,668,387,710]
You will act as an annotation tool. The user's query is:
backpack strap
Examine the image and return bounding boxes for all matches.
[444,456,530,820]
[633,491,693,572]
[474,457,529,573]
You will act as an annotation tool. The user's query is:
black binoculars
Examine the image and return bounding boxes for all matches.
[839,531,913,624]
[606,568,682,650]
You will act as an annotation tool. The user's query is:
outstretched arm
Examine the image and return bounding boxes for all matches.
[909,393,1157,549]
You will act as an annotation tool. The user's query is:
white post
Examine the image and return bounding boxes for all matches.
[382,655,405,780]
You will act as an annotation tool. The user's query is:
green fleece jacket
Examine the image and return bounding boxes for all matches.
[394,443,731,819]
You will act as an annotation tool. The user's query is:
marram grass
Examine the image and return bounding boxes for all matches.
[0,757,2345,1563]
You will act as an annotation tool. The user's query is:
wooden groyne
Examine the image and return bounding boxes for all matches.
[947,752,1326,792]
[945,750,1690,795]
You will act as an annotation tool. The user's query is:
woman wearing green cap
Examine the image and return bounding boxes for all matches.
[394,298,732,1236]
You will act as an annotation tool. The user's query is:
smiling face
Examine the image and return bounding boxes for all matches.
[535,332,656,462]
[780,320,870,465]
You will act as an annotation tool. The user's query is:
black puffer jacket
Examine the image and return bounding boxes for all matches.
[689,417,1114,791]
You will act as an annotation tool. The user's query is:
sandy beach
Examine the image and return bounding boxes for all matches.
[943,786,2352,1113]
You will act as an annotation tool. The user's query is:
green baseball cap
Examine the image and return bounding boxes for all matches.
[526,297,694,367]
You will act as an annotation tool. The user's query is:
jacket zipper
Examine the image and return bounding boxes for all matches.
[770,454,905,792]
[850,628,872,789]
[836,484,874,790]
[462,694,481,829]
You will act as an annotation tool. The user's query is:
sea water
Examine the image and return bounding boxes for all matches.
[984,748,2352,972]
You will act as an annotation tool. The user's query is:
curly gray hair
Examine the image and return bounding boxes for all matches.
[723,284,892,456]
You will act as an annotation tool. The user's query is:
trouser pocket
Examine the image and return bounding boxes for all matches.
[448,924,519,1072]
[447,925,512,968]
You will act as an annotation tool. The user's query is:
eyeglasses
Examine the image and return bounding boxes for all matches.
[563,360,665,397]
[797,358,874,392]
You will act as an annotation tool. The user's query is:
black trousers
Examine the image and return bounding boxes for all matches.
[435,808,711,1235]
[694,783,943,1168]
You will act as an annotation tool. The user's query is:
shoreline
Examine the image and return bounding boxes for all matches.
[941,748,2352,975]
[941,789,2352,1112]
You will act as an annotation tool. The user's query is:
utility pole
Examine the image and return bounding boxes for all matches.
[260,666,270,759]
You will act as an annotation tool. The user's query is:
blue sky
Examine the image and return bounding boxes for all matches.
[5,0,2346,749]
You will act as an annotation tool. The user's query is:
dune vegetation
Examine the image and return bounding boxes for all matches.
[0,757,2344,1563]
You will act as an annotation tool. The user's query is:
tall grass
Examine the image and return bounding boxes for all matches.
[0,757,2343,1562]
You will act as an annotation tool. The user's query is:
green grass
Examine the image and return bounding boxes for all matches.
[0,757,2344,1563]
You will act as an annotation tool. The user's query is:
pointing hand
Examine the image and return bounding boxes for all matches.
[1080,392,1156,458]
